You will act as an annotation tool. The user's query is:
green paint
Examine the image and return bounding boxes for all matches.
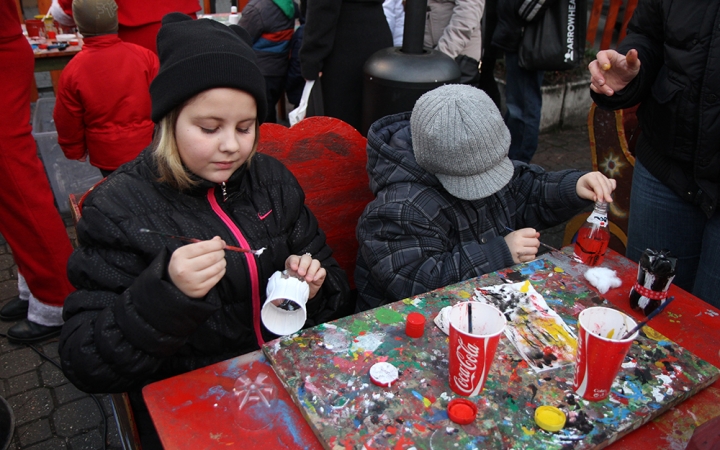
[375,308,403,324]
[505,396,519,412]
[348,320,371,335]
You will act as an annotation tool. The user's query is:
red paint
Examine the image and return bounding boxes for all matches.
[386,426,397,434]
[258,118,373,289]
[611,392,630,405]
[143,352,322,449]
[413,423,426,432]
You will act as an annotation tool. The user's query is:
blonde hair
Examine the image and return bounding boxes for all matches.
[153,105,260,190]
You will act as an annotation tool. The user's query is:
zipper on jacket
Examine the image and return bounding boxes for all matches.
[207,187,265,346]
[221,181,228,202]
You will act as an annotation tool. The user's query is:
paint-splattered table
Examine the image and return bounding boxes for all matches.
[143,350,322,449]
[265,249,720,449]
[143,248,720,449]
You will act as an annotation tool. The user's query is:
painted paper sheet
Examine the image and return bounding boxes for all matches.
[475,281,577,372]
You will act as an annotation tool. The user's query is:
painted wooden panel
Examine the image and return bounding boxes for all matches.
[265,251,720,449]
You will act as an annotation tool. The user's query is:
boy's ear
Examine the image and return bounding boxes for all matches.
[229,24,253,47]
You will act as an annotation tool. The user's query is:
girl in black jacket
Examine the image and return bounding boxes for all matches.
[58,13,350,448]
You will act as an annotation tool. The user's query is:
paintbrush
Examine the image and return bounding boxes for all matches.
[468,302,473,334]
[621,296,676,340]
[503,226,565,254]
[139,228,265,255]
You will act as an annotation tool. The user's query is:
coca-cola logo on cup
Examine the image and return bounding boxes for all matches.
[453,336,481,395]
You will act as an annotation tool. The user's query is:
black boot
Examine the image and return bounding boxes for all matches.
[6,319,61,344]
[0,297,29,321]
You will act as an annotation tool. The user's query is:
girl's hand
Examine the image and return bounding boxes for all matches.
[285,253,326,299]
[504,228,540,264]
[168,236,227,299]
[576,172,616,203]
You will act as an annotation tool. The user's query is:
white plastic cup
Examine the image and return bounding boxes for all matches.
[261,271,309,336]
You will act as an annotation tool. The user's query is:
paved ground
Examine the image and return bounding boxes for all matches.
[0,81,593,449]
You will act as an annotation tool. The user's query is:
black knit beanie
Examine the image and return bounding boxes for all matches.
[150,13,267,124]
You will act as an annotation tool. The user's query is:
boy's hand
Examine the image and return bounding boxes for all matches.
[168,236,227,299]
[285,253,326,300]
[504,228,540,264]
[576,172,616,203]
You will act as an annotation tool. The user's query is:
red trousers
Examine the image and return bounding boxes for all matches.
[0,34,74,307]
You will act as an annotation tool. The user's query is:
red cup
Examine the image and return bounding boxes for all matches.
[25,19,45,38]
[573,307,639,401]
[448,302,506,397]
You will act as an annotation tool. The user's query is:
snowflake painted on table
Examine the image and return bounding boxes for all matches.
[599,152,626,178]
[233,373,275,410]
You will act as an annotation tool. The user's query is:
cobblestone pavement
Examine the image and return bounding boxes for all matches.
[0,119,592,449]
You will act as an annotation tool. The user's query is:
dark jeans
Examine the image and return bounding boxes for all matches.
[626,160,720,308]
[504,52,543,163]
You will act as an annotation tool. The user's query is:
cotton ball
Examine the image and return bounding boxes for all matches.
[584,267,622,294]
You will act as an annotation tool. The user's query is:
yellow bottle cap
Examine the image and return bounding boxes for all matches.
[535,405,566,432]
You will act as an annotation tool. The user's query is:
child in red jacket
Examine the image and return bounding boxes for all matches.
[53,0,159,176]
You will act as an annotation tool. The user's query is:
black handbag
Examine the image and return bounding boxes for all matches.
[518,0,587,71]
[455,55,482,85]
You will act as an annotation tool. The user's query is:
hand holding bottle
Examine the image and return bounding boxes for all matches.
[576,172,616,203]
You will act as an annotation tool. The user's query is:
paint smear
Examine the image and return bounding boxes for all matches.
[375,308,403,324]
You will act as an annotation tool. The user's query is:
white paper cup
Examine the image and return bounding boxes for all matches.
[261,271,310,336]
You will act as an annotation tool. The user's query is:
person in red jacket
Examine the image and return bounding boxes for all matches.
[50,0,200,53]
[0,0,75,343]
[54,0,159,176]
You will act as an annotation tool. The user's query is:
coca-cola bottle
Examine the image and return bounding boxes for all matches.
[572,201,610,266]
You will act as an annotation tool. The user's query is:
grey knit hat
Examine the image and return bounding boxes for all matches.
[411,84,513,201]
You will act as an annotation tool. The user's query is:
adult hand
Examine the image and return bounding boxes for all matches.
[589,49,641,96]
[285,253,326,299]
[576,172,617,203]
[168,236,227,299]
[504,228,540,264]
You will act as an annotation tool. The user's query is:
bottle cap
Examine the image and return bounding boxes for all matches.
[230,6,237,13]
[369,362,398,387]
[405,312,426,338]
[534,405,566,432]
[447,399,478,425]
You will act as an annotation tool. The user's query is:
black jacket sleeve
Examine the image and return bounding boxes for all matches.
[59,209,220,394]
[299,0,342,79]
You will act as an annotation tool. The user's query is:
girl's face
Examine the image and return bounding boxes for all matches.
[175,88,257,184]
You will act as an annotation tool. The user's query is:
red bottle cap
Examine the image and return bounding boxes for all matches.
[369,362,399,387]
[447,398,478,425]
[405,312,426,338]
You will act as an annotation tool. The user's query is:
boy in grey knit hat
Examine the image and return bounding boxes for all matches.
[355,84,616,311]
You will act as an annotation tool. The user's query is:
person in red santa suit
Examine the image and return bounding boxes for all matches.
[0,0,75,343]
[50,0,201,54]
